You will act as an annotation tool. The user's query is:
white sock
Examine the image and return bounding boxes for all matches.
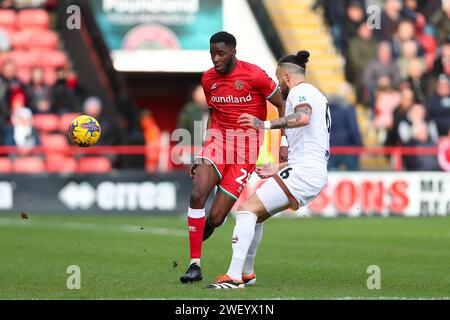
[226,211,257,281]
[242,223,263,276]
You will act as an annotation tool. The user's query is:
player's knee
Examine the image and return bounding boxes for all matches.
[208,214,226,228]
[190,189,207,207]
[237,201,253,213]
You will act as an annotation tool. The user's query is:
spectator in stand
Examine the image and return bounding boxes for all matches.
[390,19,423,59]
[82,96,121,167]
[403,57,431,104]
[372,75,402,143]
[3,107,40,149]
[177,84,209,146]
[34,97,52,114]
[0,0,48,8]
[82,96,120,146]
[431,36,450,80]
[312,0,347,52]
[0,0,14,8]
[385,86,415,146]
[397,39,421,80]
[140,109,161,173]
[347,21,378,103]
[398,103,440,170]
[430,0,450,45]
[342,1,366,53]
[427,74,450,137]
[363,41,400,107]
[417,0,442,21]
[374,0,403,41]
[0,59,25,116]
[25,66,52,114]
[328,82,363,171]
[52,67,83,114]
[402,0,420,18]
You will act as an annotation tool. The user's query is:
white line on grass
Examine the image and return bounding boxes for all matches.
[0,218,186,237]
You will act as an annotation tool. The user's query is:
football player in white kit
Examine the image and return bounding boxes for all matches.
[206,50,331,289]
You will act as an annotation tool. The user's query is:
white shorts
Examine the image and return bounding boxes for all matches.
[256,164,327,215]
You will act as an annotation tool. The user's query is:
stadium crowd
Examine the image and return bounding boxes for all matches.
[0,2,124,173]
[0,0,449,172]
[314,0,450,171]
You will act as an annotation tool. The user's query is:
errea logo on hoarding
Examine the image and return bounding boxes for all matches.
[58,181,176,211]
[0,182,13,210]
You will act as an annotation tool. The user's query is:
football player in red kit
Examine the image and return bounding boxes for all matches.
[180,31,286,283]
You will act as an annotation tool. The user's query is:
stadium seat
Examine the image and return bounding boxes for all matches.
[0,10,17,29]
[9,50,37,67]
[12,29,58,50]
[38,50,67,68]
[16,66,31,84]
[0,157,13,173]
[33,114,59,133]
[40,133,69,154]
[13,156,45,173]
[46,154,77,173]
[10,30,28,49]
[78,157,112,173]
[44,67,57,86]
[17,9,50,30]
[59,113,81,132]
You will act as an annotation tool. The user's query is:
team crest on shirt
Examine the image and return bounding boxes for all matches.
[235,80,244,90]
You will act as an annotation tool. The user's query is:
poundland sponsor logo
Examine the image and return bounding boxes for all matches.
[211,94,252,104]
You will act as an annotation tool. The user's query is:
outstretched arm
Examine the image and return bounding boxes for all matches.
[267,89,288,162]
[237,104,312,129]
[267,90,286,135]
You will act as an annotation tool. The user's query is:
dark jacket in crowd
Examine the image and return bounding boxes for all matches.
[427,92,450,136]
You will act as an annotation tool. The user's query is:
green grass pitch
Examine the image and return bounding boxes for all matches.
[0,214,449,299]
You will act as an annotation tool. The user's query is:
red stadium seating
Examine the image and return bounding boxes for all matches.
[10,30,29,49]
[0,10,17,29]
[16,66,31,84]
[46,154,77,173]
[78,157,112,173]
[44,67,57,86]
[8,50,37,67]
[17,9,50,30]
[33,114,59,133]
[0,157,13,173]
[38,50,67,68]
[40,133,69,154]
[13,156,45,173]
[12,29,58,50]
[59,113,81,132]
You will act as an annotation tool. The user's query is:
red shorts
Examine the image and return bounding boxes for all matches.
[195,139,256,200]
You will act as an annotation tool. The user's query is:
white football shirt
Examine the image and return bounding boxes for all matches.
[285,82,331,167]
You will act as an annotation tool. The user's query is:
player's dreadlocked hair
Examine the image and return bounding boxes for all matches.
[210,31,237,48]
[278,50,310,74]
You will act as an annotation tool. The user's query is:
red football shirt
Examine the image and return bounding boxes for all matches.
[201,60,278,131]
[201,60,278,163]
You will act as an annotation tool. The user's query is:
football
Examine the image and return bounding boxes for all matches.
[68,115,101,147]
